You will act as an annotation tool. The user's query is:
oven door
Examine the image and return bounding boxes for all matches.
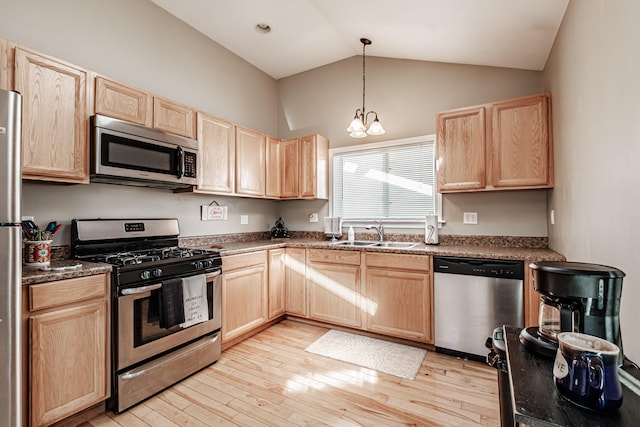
[117,270,221,370]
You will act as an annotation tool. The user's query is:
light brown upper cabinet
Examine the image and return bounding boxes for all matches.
[279,137,300,199]
[235,126,266,197]
[153,96,196,139]
[94,76,196,139]
[437,93,553,193]
[15,47,90,183]
[0,38,14,90]
[196,112,235,193]
[94,76,152,126]
[300,134,329,199]
[266,136,281,198]
[279,134,329,200]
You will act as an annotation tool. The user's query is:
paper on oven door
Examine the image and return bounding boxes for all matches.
[180,274,209,328]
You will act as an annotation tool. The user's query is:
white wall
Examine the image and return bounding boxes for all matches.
[3,0,550,240]
[543,0,640,361]
[278,56,549,235]
[0,0,281,240]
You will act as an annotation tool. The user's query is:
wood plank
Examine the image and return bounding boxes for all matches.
[89,319,499,426]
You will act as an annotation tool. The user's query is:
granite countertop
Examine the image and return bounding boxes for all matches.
[22,260,112,286]
[195,238,566,263]
[24,235,565,285]
[503,325,640,426]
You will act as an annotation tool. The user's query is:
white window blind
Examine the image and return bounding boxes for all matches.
[331,135,436,221]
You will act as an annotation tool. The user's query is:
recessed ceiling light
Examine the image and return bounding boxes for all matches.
[255,23,271,34]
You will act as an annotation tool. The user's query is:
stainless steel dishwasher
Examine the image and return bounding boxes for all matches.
[433,256,524,361]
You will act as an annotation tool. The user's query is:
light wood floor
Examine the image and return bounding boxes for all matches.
[85,320,500,427]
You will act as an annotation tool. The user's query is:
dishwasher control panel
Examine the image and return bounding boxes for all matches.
[433,256,524,280]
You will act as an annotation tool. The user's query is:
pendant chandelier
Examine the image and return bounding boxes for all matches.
[347,38,386,138]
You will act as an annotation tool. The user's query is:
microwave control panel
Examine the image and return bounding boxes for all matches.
[184,152,197,178]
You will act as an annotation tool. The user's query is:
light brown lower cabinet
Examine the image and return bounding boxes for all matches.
[226,248,435,348]
[364,253,433,343]
[25,273,110,427]
[268,248,286,319]
[221,251,268,343]
[284,247,307,317]
[307,249,362,328]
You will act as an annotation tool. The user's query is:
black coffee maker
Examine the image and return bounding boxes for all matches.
[520,261,625,363]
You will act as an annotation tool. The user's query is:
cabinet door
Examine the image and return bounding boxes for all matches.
[222,253,268,342]
[153,96,196,139]
[268,249,286,319]
[299,134,329,199]
[279,137,300,198]
[197,112,235,193]
[285,248,307,316]
[235,126,266,196]
[266,136,280,198]
[491,94,552,188]
[308,250,361,328]
[15,47,89,183]
[365,268,432,342]
[94,76,152,126]
[436,107,486,192]
[0,38,14,90]
[30,301,108,427]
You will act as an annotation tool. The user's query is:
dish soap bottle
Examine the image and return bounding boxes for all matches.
[348,226,355,242]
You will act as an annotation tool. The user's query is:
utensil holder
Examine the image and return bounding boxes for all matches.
[23,240,53,267]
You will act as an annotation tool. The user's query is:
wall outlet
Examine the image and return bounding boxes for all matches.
[463,212,478,224]
[201,205,228,221]
[240,215,248,225]
[309,213,318,223]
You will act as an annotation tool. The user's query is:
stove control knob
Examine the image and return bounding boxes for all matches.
[140,270,151,280]
[193,261,203,269]
[152,268,163,278]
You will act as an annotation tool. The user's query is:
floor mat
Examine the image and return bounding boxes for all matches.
[305,329,426,380]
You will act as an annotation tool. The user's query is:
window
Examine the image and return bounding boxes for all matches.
[331,135,437,225]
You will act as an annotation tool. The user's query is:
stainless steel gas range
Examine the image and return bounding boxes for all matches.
[71,218,222,413]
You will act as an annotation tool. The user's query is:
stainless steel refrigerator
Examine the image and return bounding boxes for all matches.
[0,89,22,427]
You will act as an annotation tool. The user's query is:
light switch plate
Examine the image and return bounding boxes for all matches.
[463,212,478,224]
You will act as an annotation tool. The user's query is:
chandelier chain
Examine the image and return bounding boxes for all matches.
[362,41,366,115]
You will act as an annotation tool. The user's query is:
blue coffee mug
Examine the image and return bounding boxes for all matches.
[553,332,623,410]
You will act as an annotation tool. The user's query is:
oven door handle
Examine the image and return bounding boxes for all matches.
[120,283,162,296]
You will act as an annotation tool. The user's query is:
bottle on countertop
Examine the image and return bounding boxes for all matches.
[348,226,355,242]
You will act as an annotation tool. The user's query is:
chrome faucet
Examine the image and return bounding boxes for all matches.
[366,222,384,242]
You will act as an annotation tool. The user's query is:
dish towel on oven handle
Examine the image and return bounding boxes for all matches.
[160,278,185,328]
[180,274,210,328]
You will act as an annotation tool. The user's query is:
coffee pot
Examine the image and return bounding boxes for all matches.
[520,261,625,364]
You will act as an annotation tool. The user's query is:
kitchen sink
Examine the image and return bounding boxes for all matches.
[332,240,379,247]
[374,241,420,249]
[332,240,420,249]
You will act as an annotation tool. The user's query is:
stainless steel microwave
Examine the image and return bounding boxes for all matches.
[90,114,198,189]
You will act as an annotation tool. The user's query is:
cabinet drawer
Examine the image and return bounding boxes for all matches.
[365,253,430,272]
[308,249,360,265]
[30,274,108,311]
[222,250,268,272]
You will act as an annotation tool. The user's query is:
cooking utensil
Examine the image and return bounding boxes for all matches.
[45,221,57,232]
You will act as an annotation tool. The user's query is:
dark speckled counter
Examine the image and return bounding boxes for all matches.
[187,237,566,263]
[504,326,640,426]
[22,260,112,285]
